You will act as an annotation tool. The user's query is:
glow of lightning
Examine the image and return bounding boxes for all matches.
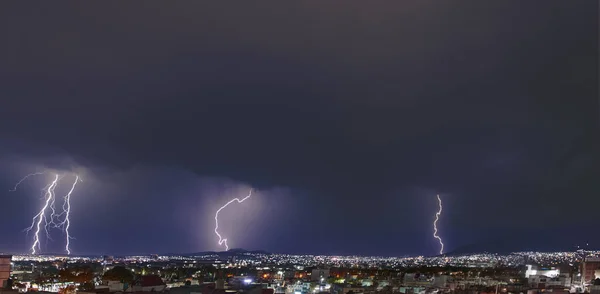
[9,171,46,192]
[433,194,444,255]
[214,189,253,251]
[16,172,82,255]
[55,175,81,255]
[25,174,60,254]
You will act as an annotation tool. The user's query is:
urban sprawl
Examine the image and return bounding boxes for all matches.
[2,250,600,294]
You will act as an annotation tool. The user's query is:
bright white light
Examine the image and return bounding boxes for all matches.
[244,279,252,284]
[214,189,252,251]
[54,176,81,255]
[17,172,82,255]
[433,194,444,255]
[25,174,60,254]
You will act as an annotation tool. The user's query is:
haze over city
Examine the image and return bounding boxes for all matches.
[0,1,598,259]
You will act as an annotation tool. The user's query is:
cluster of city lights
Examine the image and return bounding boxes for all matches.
[12,250,597,268]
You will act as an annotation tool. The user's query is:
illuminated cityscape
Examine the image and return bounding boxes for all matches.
[0,1,596,294]
[1,250,600,294]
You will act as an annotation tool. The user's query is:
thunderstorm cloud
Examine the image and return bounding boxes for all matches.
[0,1,597,255]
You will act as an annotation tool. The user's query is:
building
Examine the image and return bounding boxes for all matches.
[311,269,330,282]
[402,273,430,287]
[134,275,166,292]
[528,274,571,289]
[525,265,559,278]
[230,276,255,289]
[582,257,600,284]
[330,284,363,294]
[0,255,11,289]
[285,281,312,294]
[433,275,451,288]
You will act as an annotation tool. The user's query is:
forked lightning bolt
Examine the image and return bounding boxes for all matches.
[214,189,252,251]
[55,176,81,255]
[433,194,444,255]
[25,174,60,254]
[13,172,81,254]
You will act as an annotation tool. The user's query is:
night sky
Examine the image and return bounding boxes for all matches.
[0,2,598,256]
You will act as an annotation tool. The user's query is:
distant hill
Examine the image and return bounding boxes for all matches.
[227,248,270,254]
[444,240,520,256]
[445,235,577,256]
[177,248,270,256]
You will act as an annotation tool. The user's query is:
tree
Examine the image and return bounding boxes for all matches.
[74,270,94,284]
[4,278,13,289]
[78,282,96,292]
[58,270,76,283]
[103,266,134,283]
[59,285,76,294]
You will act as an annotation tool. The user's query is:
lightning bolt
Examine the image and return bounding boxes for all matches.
[11,171,56,240]
[9,171,46,192]
[433,194,444,255]
[54,175,81,255]
[25,174,60,254]
[214,189,253,251]
[15,172,81,255]
[47,175,63,229]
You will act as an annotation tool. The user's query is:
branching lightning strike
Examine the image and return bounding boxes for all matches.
[9,171,46,192]
[25,174,60,254]
[54,175,81,255]
[214,189,253,251]
[433,194,444,255]
[13,172,81,255]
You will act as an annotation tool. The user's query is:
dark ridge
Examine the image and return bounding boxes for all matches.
[445,237,578,256]
[173,248,271,256]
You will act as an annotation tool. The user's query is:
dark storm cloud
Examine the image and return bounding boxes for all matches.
[0,1,597,255]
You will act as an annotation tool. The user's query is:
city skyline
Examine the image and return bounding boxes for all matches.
[5,249,599,293]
